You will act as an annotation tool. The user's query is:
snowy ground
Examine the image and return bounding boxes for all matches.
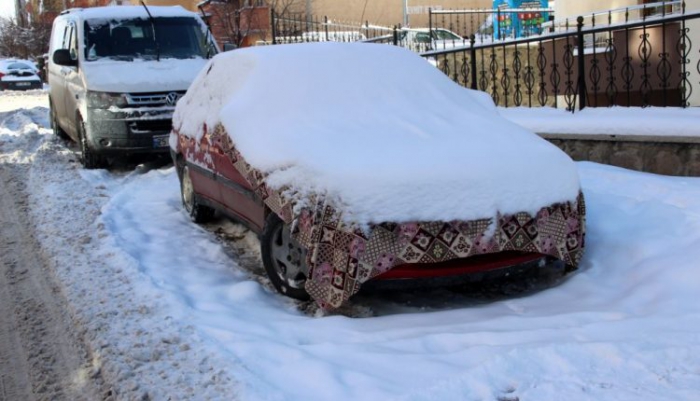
[499,106,700,137]
[1,90,699,400]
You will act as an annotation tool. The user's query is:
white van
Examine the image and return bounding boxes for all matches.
[48,5,217,168]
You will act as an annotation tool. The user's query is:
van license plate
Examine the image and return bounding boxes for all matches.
[153,134,169,148]
[16,82,30,86]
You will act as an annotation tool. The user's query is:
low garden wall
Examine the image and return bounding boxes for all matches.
[541,133,700,176]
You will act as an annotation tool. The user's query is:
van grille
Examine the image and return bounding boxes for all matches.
[126,91,186,106]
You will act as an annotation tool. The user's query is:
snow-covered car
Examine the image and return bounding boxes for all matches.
[48,6,217,169]
[170,42,585,309]
[0,59,42,91]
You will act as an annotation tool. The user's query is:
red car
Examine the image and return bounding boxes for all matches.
[170,43,585,309]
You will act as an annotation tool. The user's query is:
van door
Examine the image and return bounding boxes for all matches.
[62,21,82,137]
[48,18,69,131]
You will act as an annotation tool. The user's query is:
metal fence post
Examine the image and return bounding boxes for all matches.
[393,25,398,46]
[324,16,330,42]
[271,9,277,45]
[470,35,477,90]
[496,9,501,40]
[429,8,433,40]
[576,16,587,110]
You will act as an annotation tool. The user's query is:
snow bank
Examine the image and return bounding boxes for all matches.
[174,42,581,225]
[500,106,700,137]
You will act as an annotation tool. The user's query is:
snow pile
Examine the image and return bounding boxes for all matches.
[174,43,580,225]
[500,106,700,137]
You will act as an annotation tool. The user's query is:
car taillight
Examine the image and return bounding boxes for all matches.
[0,72,4,79]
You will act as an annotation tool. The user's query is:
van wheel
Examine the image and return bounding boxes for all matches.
[49,100,68,139]
[78,119,106,169]
[180,165,214,223]
[261,213,310,301]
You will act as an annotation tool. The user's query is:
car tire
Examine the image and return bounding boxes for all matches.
[49,99,69,140]
[77,118,106,169]
[179,164,215,223]
[261,213,310,301]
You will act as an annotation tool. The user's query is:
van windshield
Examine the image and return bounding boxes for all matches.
[84,17,208,61]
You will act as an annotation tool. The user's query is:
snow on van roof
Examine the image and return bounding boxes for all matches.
[67,5,196,20]
[174,42,581,225]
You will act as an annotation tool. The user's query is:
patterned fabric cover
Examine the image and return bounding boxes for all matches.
[212,124,586,309]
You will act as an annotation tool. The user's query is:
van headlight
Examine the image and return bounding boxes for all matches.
[87,91,128,109]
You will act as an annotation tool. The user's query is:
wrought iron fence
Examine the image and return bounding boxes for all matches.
[428,7,554,44]
[422,3,700,110]
[270,12,394,45]
[265,2,699,110]
[269,12,463,54]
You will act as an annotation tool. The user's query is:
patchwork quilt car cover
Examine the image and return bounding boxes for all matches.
[172,42,586,309]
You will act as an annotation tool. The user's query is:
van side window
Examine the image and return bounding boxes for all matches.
[63,25,72,49]
[51,19,68,52]
[67,23,78,60]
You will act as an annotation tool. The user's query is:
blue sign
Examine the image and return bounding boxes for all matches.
[493,0,550,39]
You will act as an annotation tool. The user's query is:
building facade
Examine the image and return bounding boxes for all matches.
[310,0,492,28]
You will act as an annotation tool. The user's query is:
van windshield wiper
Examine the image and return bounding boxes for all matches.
[140,0,160,61]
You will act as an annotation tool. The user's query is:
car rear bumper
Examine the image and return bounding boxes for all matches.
[1,81,42,90]
[374,251,547,280]
[365,253,565,290]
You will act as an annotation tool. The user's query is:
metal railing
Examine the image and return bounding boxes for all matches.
[428,7,554,42]
[265,2,699,110]
[422,3,700,110]
[270,12,394,45]
[544,0,684,34]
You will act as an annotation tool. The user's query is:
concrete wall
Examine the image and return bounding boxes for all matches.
[555,0,640,21]
[542,134,700,176]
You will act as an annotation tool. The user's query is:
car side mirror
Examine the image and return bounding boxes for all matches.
[53,49,77,67]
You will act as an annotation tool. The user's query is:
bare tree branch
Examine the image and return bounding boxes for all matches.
[0,16,51,59]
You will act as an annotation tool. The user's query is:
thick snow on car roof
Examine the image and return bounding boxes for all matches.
[174,42,580,225]
[71,5,196,20]
[0,59,37,72]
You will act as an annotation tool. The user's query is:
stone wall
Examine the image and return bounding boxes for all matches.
[541,133,700,176]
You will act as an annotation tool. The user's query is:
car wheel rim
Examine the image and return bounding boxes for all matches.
[181,167,195,213]
[270,223,307,289]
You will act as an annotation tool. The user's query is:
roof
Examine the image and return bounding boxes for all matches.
[59,5,196,20]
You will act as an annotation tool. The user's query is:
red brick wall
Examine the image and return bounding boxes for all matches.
[200,2,271,48]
